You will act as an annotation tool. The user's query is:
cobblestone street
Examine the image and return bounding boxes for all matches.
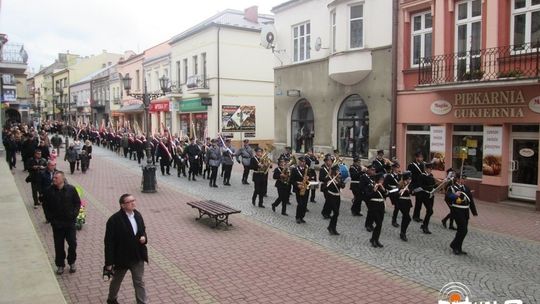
[14,145,540,303]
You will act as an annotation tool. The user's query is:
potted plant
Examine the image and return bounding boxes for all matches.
[498,69,523,78]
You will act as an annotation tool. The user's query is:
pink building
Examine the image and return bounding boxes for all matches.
[396,0,540,208]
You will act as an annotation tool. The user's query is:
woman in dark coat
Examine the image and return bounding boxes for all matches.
[82,140,93,169]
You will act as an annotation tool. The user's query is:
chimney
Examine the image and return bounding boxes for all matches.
[244,6,258,23]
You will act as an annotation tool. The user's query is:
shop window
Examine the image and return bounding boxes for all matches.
[291,99,314,153]
[406,125,430,164]
[337,94,368,158]
[452,125,483,179]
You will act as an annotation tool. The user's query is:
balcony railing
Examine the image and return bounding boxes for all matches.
[418,42,540,86]
[186,74,208,90]
[1,43,28,64]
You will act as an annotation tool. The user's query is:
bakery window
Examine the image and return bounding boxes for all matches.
[406,125,430,165]
[452,125,483,179]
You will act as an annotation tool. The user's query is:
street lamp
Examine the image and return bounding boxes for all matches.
[55,84,66,124]
[122,74,169,193]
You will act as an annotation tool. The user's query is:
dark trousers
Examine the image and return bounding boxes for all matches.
[389,194,400,223]
[52,224,77,267]
[31,182,41,206]
[176,159,186,177]
[252,180,265,206]
[123,147,129,158]
[295,192,309,220]
[222,164,232,184]
[188,160,199,178]
[272,187,290,214]
[350,189,363,215]
[412,194,423,220]
[421,194,434,228]
[242,165,250,183]
[309,188,316,202]
[367,202,385,242]
[450,208,469,252]
[203,163,211,178]
[327,194,341,232]
[137,152,144,164]
[365,199,375,228]
[321,192,331,217]
[107,261,147,304]
[6,150,16,169]
[398,202,412,235]
[442,202,455,227]
[209,166,218,186]
[160,159,170,175]
[69,161,76,174]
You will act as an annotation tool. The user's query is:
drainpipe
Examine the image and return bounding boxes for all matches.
[390,0,398,160]
[217,25,221,137]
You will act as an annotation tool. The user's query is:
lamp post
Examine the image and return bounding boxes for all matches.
[122,74,170,193]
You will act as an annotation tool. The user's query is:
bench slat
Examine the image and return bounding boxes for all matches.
[187,200,240,216]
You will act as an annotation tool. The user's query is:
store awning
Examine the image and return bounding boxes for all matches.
[114,103,145,113]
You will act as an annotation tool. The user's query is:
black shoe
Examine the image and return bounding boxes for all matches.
[366,226,374,232]
[449,226,457,230]
[271,205,276,212]
[188,176,191,181]
[258,204,265,208]
[213,184,218,188]
[252,200,256,206]
[413,217,423,222]
[459,250,468,255]
[56,266,64,275]
[286,202,291,205]
[392,222,400,228]
[352,212,362,216]
[305,208,309,212]
[300,219,306,223]
[370,240,378,248]
[224,183,231,186]
[69,263,77,273]
[376,241,384,248]
[400,233,408,242]
[452,248,461,255]
[421,225,432,234]
[296,219,302,224]
[106,299,120,304]
[192,178,197,181]
[281,213,288,216]
[441,219,447,228]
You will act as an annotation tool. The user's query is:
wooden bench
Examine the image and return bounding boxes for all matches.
[186,200,241,228]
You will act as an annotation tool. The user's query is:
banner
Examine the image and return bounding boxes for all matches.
[482,126,503,176]
[429,126,446,171]
[222,105,256,132]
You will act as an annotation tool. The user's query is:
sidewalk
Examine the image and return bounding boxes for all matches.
[0,161,66,304]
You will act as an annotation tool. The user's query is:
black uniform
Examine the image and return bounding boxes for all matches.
[249,157,266,207]
[271,166,291,215]
[319,164,331,218]
[408,161,426,221]
[349,164,363,216]
[290,165,309,222]
[446,183,478,254]
[186,143,201,180]
[384,172,401,225]
[397,183,413,240]
[417,173,437,233]
[372,158,386,174]
[361,174,375,229]
[305,155,319,202]
[156,141,172,175]
[325,173,345,234]
[27,156,47,207]
[366,182,388,247]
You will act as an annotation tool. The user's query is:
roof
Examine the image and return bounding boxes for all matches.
[70,65,111,86]
[271,0,305,13]
[169,9,274,45]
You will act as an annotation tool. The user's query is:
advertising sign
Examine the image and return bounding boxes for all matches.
[429,126,446,171]
[222,105,256,132]
[482,126,503,176]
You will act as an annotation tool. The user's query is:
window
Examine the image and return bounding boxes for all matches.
[350,4,364,48]
[176,61,181,84]
[291,99,314,153]
[337,95,369,158]
[331,10,337,53]
[406,125,430,165]
[183,58,188,83]
[292,22,311,62]
[455,0,482,79]
[411,11,433,66]
[193,55,198,75]
[135,70,140,91]
[201,53,207,81]
[512,0,540,49]
[452,125,483,179]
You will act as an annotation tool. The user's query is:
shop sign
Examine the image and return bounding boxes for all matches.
[179,98,208,112]
[453,90,527,118]
[2,88,16,102]
[482,126,503,176]
[529,96,540,113]
[222,105,256,132]
[430,100,452,115]
[244,132,256,138]
[519,148,535,158]
[149,101,169,112]
[429,126,446,171]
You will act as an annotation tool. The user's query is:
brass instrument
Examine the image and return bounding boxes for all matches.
[258,145,275,174]
[280,166,290,183]
[298,166,310,196]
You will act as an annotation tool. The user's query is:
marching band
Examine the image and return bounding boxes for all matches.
[63,123,478,255]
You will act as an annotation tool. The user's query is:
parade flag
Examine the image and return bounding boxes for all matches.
[99,119,105,132]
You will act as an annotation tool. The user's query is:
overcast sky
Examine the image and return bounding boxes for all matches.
[0,0,283,73]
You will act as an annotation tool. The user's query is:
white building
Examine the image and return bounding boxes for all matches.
[271,0,393,159]
[168,7,275,147]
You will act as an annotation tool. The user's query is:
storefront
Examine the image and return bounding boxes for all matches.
[150,99,172,134]
[397,85,540,208]
[112,99,145,133]
[176,98,208,139]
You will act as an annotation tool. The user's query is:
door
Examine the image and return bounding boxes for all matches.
[509,138,539,200]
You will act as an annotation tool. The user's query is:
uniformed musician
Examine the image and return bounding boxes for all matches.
[362,165,376,232]
[408,151,426,222]
[349,157,364,216]
[446,173,478,255]
[319,154,333,219]
[206,139,222,188]
[185,138,201,181]
[221,138,236,186]
[366,172,388,248]
[271,159,291,216]
[372,149,386,174]
[326,165,345,235]
[418,162,437,234]
[290,156,310,224]
[384,162,401,227]
[249,148,266,208]
[305,149,319,203]
[236,139,253,185]
[396,171,413,242]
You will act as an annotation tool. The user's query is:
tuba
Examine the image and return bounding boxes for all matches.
[259,144,275,174]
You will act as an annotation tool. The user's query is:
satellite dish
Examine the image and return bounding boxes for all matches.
[314,37,328,51]
[260,24,277,49]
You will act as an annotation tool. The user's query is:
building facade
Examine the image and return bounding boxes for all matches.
[396,0,540,208]
[271,0,393,159]
[168,7,275,147]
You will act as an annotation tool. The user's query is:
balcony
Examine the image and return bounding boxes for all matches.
[329,49,372,85]
[418,42,540,87]
[186,74,209,94]
[0,43,28,73]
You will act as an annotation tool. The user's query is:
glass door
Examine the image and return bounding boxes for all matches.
[455,0,482,80]
[509,137,539,200]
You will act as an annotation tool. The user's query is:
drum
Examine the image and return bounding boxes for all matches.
[339,164,350,180]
